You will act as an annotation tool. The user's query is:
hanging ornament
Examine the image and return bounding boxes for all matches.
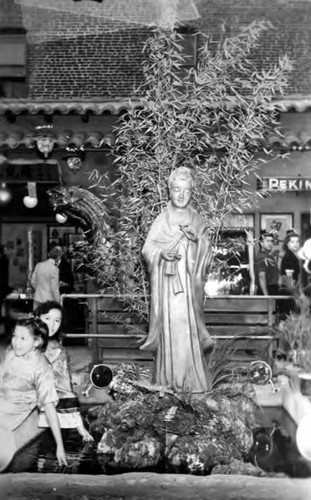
[56,213,68,224]
[23,196,38,208]
[23,182,38,209]
[23,182,38,208]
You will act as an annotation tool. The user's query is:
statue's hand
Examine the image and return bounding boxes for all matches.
[180,225,197,242]
[161,250,181,261]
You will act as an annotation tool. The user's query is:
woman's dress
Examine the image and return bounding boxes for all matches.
[38,340,83,429]
[280,249,300,284]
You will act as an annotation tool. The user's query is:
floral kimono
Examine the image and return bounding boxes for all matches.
[0,347,58,470]
[38,339,83,429]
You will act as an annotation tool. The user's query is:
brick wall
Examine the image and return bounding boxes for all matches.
[0,0,310,98]
[27,28,149,99]
[194,0,311,95]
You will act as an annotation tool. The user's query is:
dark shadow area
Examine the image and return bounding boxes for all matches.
[3,406,311,478]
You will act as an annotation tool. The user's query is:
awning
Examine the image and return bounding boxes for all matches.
[0,130,114,149]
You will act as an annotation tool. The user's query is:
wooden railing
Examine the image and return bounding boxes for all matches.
[61,294,292,365]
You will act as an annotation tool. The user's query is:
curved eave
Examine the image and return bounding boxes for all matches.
[267,128,311,150]
[0,99,143,116]
[1,95,311,115]
[0,130,114,149]
[273,96,311,113]
[1,128,311,151]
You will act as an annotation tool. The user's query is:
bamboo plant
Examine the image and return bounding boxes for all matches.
[88,21,291,322]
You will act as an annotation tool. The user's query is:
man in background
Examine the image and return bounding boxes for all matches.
[31,246,62,309]
[0,244,10,326]
[255,232,280,295]
[58,249,74,295]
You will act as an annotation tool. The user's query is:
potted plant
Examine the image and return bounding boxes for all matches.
[276,293,311,393]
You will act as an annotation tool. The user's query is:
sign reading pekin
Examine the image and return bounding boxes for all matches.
[259,177,311,192]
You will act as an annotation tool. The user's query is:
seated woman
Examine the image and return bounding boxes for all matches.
[34,301,93,442]
[0,317,67,471]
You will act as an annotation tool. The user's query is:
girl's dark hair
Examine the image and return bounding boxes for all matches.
[13,317,49,352]
[282,231,300,252]
[34,301,63,342]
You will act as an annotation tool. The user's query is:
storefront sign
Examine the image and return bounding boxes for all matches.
[3,163,59,183]
[259,177,311,191]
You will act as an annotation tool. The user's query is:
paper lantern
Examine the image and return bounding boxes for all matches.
[0,182,12,205]
[23,196,38,208]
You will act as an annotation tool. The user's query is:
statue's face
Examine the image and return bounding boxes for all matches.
[169,178,192,208]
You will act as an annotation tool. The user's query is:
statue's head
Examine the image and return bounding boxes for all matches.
[168,166,194,209]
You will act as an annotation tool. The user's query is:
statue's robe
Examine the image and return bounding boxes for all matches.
[140,202,213,393]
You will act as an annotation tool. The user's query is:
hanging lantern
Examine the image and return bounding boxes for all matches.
[0,182,12,206]
[56,213,68,224]
[23,182,38,209]
[36,125,55,158]
[63,147,85,173]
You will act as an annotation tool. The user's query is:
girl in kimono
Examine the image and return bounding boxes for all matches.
[0,317,67,471]
[34,301,93,442]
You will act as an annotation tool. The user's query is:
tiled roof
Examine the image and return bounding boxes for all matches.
[0,129,114,149]
[274,96,311,113]
[1,97,311,150]
[1,96,311,117]
[0,99,143,116]
[267,128,311,150]
[1,127,310,151]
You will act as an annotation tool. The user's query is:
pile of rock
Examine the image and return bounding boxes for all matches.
[86,363,264,475]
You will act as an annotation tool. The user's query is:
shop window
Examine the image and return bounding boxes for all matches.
[0,28,27,98]
[260,213,294,262]
[206,214,255,295]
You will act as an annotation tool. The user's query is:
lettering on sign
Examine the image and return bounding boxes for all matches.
[259,177,311,191]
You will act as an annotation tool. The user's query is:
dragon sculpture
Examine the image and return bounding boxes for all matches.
[47,185,116,287]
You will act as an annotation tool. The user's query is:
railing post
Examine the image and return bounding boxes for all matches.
[88,296,99,364]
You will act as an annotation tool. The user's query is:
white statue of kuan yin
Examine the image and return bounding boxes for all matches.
[140,166,214,393]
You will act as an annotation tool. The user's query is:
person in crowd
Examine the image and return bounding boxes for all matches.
[297,238,311,296]
[0,243,10,328]
[140,166,214,394]
[280,230,301,291]
[254,231,280,295]
[277,230,301,318]
[34,300,93,442]
[58,251,74,295]
[31,246,62,310]
[0,243,9,302]
[0,317,67,471]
